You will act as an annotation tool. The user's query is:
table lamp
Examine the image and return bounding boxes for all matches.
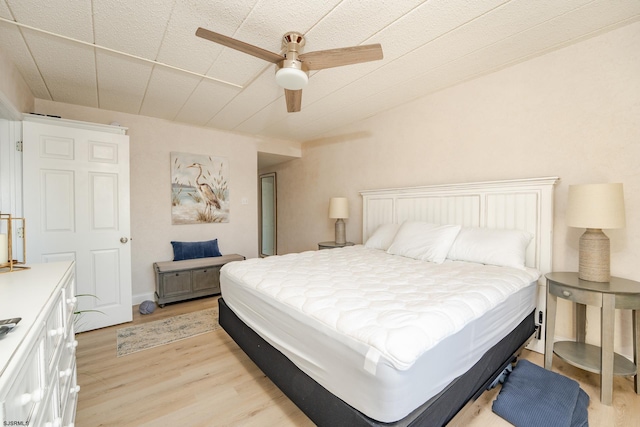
[329,197,349,245]
[566,183,625,282]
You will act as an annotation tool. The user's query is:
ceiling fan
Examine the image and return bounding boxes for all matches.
[196,27,383,113]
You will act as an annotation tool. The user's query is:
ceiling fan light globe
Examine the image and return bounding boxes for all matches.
[275,67,308,90]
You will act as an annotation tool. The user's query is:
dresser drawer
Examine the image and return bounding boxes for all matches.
[57,335,78,408]
[44,291,65,372]
[61,365,79,427]
[2,331,46,425]
[60,268,77,328]
[549,282,602,306]
[34,375,61,427]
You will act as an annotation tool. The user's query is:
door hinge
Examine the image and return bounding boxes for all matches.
[16,141,23,152]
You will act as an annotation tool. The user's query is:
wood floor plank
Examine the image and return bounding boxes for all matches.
[75,297,640,426]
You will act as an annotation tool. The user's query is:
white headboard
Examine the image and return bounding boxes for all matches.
[360,177,559,273]
[360,177,559,354]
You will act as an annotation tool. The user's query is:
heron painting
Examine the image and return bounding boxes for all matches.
[170,152,229,224]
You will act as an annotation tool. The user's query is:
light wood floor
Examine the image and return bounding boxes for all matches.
[76,297,640,426]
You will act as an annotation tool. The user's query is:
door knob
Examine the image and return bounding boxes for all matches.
[120,237,129,244]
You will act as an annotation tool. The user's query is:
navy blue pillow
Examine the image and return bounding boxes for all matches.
[171,239,222,261]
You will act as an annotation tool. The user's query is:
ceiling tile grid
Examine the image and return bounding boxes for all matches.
[0,0,638,142]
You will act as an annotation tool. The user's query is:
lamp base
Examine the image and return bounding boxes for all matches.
[578,228,610,282]
[335,218,346,245]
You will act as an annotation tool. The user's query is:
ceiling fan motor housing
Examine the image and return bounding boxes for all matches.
[275,32,309,90]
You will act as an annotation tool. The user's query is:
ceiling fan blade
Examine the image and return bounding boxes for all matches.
[196,27,283,64]
[284,89,302,113]
[299,44,383,70]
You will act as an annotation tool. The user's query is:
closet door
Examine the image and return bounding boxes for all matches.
[23,117,132,331]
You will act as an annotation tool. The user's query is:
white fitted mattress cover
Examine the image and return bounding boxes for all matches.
[220,246,539,422]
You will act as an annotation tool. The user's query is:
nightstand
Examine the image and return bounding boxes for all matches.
[544,272,640,405]
[318,241,354,250]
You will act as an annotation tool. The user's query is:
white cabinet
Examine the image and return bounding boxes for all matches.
[0,262,77,427]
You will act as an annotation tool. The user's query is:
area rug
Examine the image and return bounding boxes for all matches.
[116,308,220,357]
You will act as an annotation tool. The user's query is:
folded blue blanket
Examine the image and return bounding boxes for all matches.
[492,360,589,427]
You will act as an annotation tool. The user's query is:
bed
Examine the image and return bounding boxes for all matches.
[219,177,558,426]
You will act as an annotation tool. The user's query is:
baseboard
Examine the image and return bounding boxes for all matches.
[132,292,155,306]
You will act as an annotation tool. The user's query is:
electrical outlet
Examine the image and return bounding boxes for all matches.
[241,197,248,205]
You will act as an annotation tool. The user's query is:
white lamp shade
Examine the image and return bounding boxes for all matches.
[566,183,625,229]
[275,67,308,90]
[329,197,349,219]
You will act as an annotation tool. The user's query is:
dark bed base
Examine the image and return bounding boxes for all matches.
[218,297,535,427]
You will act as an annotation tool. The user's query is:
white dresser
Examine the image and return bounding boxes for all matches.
[0,262,78,427]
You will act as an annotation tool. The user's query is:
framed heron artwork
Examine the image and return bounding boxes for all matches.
[170,152,229,224]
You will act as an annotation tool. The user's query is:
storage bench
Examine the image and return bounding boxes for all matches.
[154,254,245,307]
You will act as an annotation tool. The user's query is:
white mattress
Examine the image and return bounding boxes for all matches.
[221,246,539,423]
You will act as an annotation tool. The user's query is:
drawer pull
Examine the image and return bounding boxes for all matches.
[562,290,572,297]
[67,340,79,351]
[49,327,64,337]
[59,368,72,378]
[66,296,77,305]
[70,385,81,395]
[20,388,43,405]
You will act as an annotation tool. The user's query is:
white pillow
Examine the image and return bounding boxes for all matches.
[447,227,533,269]
[364,223,400,251]
[387,222,461,264]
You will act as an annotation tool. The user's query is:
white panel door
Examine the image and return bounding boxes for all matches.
[23,118,132,331]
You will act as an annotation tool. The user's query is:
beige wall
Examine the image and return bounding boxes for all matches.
[269,22,640,355]
[34,99,277,302]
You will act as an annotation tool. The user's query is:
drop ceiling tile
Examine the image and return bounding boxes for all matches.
[206,70,284,130]
[234,0,342,47]
[0,1,13,19]
[157,0,258,76]
[95,51,153,114]
[0,5,49,99]
[551,0,640,39]
[233,97,295,136]
[139,66,201,120]
[441,1,640,82]
[6,0,93,41]
[174,79,241,126]
[22,30,98,107]
[366,0,511,61]
[93,0,176,58]
[204,50,272,87]
[303,0,425,50]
